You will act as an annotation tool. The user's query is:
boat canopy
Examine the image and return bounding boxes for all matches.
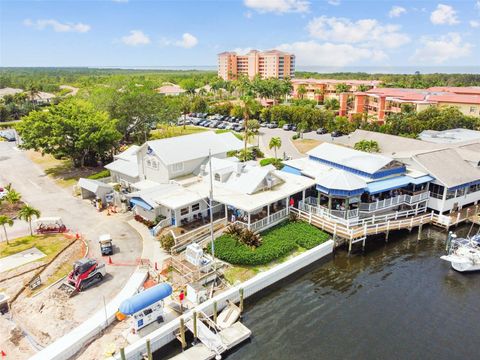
[119,283,172,315]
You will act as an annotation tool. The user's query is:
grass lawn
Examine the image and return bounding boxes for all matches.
[211,220,329,267]
[293,139,321,154]
[25,150,103,188]
[0,234,71,263]
[150,125,207,140]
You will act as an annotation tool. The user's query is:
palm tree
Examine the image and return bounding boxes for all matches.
[269,137,282,159]
[5,189,21,205]
[297,85,307,99]
[27,83,40,108]
[18,204,41,236]
[0,215,14,245]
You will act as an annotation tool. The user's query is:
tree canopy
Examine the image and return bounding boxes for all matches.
[17,98,121,167]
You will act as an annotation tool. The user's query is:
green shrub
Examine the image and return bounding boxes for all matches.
[160,233,175,251]
[292,133,300,140]
[210,221,329,265]
[0,121,18,129]
[259,158,284,170]
[87,169,111,180]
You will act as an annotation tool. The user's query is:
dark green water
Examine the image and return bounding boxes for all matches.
[156,226,480,360]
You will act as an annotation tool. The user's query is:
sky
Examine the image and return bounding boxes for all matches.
[0,0,479,69]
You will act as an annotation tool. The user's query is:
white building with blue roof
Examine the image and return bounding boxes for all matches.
[283,143,433,221]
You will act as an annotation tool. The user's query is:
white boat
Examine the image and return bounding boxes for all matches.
[216,301,241,330]
[441,233,480,272]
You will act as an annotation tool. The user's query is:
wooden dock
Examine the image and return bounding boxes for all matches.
[291,203,480,252]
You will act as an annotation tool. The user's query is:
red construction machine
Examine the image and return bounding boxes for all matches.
[58,258,106,297]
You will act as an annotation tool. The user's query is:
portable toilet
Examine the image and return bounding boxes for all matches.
[118,283,172,331]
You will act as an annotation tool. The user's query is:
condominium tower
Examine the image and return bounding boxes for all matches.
[217,50,295,80]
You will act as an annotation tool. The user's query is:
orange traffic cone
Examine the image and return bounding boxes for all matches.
[108,256,113,264]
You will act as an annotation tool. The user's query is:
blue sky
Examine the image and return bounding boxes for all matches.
[1,0,479,68]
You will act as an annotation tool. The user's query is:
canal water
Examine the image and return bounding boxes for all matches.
[156,225,480,360]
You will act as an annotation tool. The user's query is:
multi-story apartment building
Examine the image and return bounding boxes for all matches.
[291,79,381,102]
[347,87,480,123]
[217,50,295,80]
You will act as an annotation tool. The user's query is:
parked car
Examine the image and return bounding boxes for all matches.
[215,122,224,128]
[291,125,297,132]
[0,130,15,142]
[331,130,344,137]
[283,124,292,131]
[316,127,328,135]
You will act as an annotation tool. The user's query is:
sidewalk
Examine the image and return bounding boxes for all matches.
[128,219,171,269]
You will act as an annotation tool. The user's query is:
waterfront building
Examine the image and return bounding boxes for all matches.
[217,50,295,80]
[291,79,381,103]
[338,130,480,214]
[346,87,480,123]
[283,143,432,222]
[80,132,313,243]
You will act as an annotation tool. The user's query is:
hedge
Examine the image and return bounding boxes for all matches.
[210,221,329,266]
[87,169,110,180]
[259,157,284,170]
[0,121,19,129]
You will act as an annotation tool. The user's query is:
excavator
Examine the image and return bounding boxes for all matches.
[58,258,106,297]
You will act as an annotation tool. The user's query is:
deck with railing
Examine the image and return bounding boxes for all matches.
[235,207,289,232]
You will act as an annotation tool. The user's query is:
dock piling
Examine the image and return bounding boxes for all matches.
[213,301,218,323]
[417,223,423,241]
[179,318,186,350]
[239,288,244,314]
[192,311,198,344]
[120,348,126,360]
[146,339,152,360]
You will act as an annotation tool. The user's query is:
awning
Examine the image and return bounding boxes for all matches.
[409,175,434,185]
[367,176,411,194]
[130,197,153,211]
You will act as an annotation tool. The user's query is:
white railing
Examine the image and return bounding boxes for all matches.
[151,217,171,236]
[359,191,429,212]
[235,207,289,233]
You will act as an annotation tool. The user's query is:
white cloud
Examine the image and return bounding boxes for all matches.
[232,47,253,54]
[389,6,407,18]
[470,20,480,28]
[411,33,472,64]
[174,33,198,48]
[121,30,150,46]
[476,1,480,11]
[244,0,309,13]
[327,0,341,5]
[245,11,253,18]
[23,18,90,33]
[307,16,410,49]
[277,40,387,66]
[430,4,459,25]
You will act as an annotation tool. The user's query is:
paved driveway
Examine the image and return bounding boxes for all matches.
[258,127,350,159]
[0,142,142,319]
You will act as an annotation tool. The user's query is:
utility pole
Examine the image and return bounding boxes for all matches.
[208,150,217,278]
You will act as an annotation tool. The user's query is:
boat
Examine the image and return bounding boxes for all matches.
[216,300,241,330]
[441,233,480,272]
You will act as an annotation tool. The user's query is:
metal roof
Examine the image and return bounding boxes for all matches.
[315,169,367,192]
[307,142,396,175]
[146,132,245,166]
[105,159,139,178]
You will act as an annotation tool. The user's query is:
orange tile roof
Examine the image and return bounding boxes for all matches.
[427,87,480,96]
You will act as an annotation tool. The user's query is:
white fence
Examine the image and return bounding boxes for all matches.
[30,269,149,360]
[114,240,334,360]
[151,217,172,236]
[359,192,429,212]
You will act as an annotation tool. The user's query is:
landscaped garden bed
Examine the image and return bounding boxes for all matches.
[210,220,329,266]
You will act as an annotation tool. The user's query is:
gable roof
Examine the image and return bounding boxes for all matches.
[413,148,480,188]
[105,159,139,178]
[115,145,140,161]
[146,132,244,166]
[307,142,397,175]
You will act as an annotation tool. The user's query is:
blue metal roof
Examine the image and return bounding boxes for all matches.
[409,175,434,185]
[119,283,172,315]
[130,197,153,211]
[366,175,433,194]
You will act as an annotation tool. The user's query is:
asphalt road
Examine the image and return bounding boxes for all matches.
[257,127,350,159]
[0,142,142,320]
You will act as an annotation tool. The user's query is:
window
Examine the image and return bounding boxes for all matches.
[456,187,465,197]
[180,207,189,216]
[214,173,221,181]
[429,183,445,199]
[192,203,200,212]
[446,189,456,200]
[470,106,477,113]
[171,162,184,173]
